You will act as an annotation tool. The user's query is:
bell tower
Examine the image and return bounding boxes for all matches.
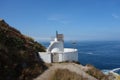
[56,31,64,42]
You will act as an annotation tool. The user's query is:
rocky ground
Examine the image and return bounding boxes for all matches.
[34,63,98,80]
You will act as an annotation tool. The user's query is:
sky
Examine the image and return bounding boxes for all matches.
[0,0,120,41]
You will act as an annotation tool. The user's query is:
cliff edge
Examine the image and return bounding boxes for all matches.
[0,19,116,80]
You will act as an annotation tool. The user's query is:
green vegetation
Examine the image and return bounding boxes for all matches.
[50,69,88,80]
[0,19,47,80]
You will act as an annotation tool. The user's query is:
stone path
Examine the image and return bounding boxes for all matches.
[34,63,97,80]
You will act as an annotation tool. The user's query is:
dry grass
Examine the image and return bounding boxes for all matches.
[116,75,120,80]
[50,69,88,80]
[86,64,109,80]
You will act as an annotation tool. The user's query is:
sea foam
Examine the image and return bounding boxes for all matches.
[102,68,120,75]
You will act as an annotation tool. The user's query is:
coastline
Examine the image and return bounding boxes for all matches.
[102,68,120,80]
[102,68,120,75]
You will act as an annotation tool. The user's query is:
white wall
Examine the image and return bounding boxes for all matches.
[64,48,77,52]
[38,52,51,63]
[62,51,78,62]
[47,41,64,53]
[38,48,78,63]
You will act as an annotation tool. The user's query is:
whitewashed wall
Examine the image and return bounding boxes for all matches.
[62,52,78,62]
[38,52,51,63]
[47,41,64,53]
[38,48,78,63]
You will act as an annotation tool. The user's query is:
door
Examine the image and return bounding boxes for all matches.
[53,53,59,62]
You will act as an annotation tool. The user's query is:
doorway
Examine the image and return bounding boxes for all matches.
[52,53,59,62]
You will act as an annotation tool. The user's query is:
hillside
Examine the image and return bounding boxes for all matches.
[0,19,47,80]
[34,63,114,80]
[0,19,116,80]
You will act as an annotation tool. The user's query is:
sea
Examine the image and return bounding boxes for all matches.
[40,41,120,74]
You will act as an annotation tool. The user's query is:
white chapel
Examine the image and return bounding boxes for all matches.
[38,32,78,63]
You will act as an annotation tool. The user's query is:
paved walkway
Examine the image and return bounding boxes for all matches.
[34,63,97,80]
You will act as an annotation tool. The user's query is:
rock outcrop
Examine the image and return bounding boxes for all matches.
[0,19,47,80]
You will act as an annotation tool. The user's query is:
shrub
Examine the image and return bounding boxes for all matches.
[4,36,25,49]
[86,64,109,80]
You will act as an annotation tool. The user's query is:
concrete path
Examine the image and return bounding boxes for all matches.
[34,63,97,80]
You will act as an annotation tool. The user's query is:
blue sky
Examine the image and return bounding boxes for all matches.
[0,0,120,41]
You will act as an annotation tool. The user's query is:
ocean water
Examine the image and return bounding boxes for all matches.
[40,41,120,73]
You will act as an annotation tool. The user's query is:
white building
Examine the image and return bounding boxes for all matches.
[38,32,78,63]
